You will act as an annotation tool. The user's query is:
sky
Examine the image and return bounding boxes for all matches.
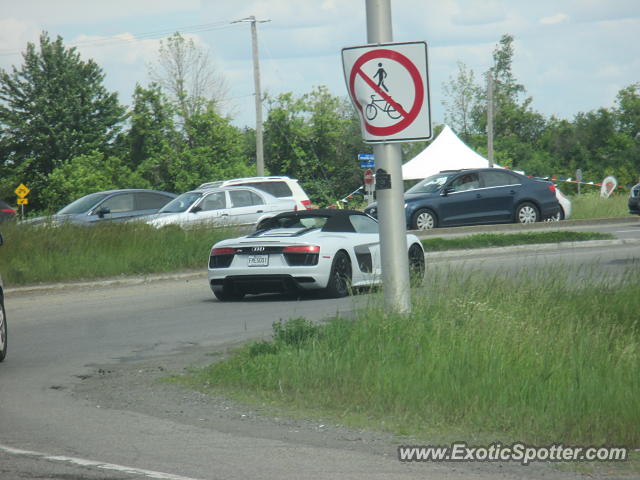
[0,0,639,130]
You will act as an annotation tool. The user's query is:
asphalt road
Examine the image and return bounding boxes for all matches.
[1,219,638,480]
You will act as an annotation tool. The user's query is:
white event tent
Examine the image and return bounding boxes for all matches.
[402,125,495,180]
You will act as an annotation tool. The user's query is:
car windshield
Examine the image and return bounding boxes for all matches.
[57,193,109,215]
[158,192,203,213]
[406,174,452,194]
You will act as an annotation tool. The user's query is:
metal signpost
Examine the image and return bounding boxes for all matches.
[342,0,431,313]
[15,183,30,219]
[576,168,583,195]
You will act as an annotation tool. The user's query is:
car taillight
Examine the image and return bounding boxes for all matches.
[211,247,236,255]
[548,184,556,194]
[209,247,236,268]
[283,245,320,266]
[301,200,311,209]
[0,208,15,215]
[283,245,320,254]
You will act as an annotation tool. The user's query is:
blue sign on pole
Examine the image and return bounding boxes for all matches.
[358,153,375,168]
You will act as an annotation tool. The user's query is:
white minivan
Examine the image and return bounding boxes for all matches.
[198,176,312,210]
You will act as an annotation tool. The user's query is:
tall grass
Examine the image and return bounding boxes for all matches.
[185,267,640,445]
[570,192,630,219]
[0,221,236,285]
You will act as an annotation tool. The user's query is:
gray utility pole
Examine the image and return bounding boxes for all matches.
[366,0,412,314]
[487,73,494,168]
[234,16,270,176]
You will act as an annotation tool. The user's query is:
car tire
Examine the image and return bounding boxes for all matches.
[408,243,425,286]
[515,202,539,224]
[412,208,437,230]
[0,298,7,362]
[325,251,352,298]
[213,287,245,302]
[544,208,565,222]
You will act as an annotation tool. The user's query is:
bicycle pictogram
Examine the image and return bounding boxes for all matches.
[365,94,403,121]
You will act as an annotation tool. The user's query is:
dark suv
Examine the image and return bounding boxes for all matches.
[629,183,640,215]
[365,168,560,230]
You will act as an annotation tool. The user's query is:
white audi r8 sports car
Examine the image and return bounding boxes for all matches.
[208,209,425,300]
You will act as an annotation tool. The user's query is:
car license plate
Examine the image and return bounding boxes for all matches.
[248,254,269,267]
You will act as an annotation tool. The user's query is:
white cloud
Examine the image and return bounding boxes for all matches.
[540,13,569,25]
[0,0,200,25]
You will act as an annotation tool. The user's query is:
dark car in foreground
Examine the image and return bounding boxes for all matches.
[0,200,16,223]
[365,168,560,230]
[629,183,640,215]
[24,189,177,226]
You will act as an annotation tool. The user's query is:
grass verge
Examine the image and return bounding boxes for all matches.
[0,221,236,286]
[171,267,640,447]
[569,192,630,219]
[422,231,614,251]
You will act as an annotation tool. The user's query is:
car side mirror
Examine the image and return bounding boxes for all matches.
[191,206,202,214]
[441,187,453,196]
[96,207,110,218]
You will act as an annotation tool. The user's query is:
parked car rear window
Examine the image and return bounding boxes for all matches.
[229,189,264,207]
[236,181,292,198]
[481,171,521,187]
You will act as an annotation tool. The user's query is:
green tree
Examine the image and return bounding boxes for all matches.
[42,152,149,212]
[441,62,481,140]
[263,87,365,205]
[120,83,181,191]
[0,32,125,208]
[169,109,254,192]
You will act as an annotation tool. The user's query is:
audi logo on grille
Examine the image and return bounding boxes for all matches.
[252,246,265,252]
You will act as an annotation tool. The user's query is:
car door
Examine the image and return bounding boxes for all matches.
[227,189,266,226]
[190,191,229,225]
[89,193,136,223]
[438,173,485,226]
[348,214,382,283]
[476,171,522,222]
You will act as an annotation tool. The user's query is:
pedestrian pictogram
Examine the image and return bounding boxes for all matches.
[374,63,388,92]
[342,41,431,143]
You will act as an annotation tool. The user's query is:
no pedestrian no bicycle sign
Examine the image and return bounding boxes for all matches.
[342,41,432,143]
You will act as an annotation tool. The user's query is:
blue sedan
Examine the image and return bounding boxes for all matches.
[365,168,561,230]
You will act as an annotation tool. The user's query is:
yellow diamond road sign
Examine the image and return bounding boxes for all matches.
[15,183,30,198]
